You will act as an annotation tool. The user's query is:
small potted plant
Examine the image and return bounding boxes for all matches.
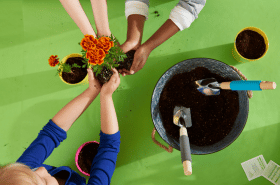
[75,141,100,176]
[49,34,136,85]
[48,53,88,85]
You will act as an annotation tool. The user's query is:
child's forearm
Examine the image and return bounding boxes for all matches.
[59,0,96,37]
[90,0,111,37]
[143,19,180,52]
[126,14,146,46]
[100,94,119,135]
[52,88,100,132]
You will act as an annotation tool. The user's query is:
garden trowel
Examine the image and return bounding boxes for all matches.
[194,78,276,96]
[173,106,192,176]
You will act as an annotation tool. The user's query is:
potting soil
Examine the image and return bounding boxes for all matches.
[78,142,99,174]
[116,50,136,71]
[95,67,113,85]
[236,30,266,59]
[159,67,239,146]
[62,57,87,84]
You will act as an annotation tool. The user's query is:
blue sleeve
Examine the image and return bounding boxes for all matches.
[16,119,67,169]
[87,131,121,185]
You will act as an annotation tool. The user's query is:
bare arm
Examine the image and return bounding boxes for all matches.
[125,14,146,49]
[100,94,119,135]
[90,0,111,37]
[142,19,179,51]
[100,68,120,135]
[52,68,101,132]
[59,0,96,37]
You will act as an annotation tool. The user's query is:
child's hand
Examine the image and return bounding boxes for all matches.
[118,41,141,76]
[100,68,120,96]
[87,67,101,91]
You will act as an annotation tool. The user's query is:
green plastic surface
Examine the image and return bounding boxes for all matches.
[0,0,279,184]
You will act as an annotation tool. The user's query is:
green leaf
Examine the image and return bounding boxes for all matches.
[72,63,81,68]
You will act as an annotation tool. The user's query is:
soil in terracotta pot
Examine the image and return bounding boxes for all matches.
[62,57,87,84]
[159,67,240,146]
[95,66,114,85]
[236,30,266,59]
[78,142,99,175]
[116,50,136,71]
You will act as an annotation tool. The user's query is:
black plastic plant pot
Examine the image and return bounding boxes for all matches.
[150,58,249,155]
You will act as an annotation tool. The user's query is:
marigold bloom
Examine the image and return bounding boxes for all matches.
[81,35,97,51]
[97,49,106,60]
[88,58,98,65]
[96,40,104,50]
[86,49,95,59]
[48,55,59,67]
[99,37,110,43]
[85,35,96,43]
[97,59,104,65]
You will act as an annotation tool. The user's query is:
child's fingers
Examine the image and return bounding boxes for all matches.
[87,68,94,79]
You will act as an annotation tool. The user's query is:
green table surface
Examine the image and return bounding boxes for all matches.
[1,0,279,184]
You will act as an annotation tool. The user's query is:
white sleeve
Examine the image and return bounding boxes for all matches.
[169,0,206,31]
[125,0,149,20]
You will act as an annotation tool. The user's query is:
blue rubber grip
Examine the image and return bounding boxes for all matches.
[230,80,262,91]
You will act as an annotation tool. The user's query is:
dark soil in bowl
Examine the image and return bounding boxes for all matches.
[116,50,136,71]
[78,142,99,175]
[95,66,114,85]
[158,67,239,146]
[236,30,266,59]
[62,57,87,84]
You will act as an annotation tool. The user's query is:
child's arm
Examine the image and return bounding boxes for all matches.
[99,68,120,135]
[59,0,96,37]
[121,0,206,76]
[88,68,121,185]
[52,68,101,132]
[90,0,111,37]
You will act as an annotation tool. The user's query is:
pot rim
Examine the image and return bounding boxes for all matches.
[59,53,89,85]
[234,26,269,61]
[150,58,249,155]
[75,141,100,176]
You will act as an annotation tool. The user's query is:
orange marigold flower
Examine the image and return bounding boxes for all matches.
[80,38,89,51]
[99,37,110,43]
[81,36,97,51]
[102,42,111,51]
[88,43,96,50]
[86,49,95,59]
[97,49,106,60]
[110,41,114,48]
[48,55,59,67]
[97,59,104,65]
[88,58,98,66]
[85,35,96,42]
[96,40,104,49]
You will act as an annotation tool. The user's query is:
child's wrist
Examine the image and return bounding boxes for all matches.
[100,92,112,99]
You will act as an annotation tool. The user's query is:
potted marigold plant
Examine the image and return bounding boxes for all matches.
[49,34,134,85]
[49,53,88,85]
[79,34,128,84]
